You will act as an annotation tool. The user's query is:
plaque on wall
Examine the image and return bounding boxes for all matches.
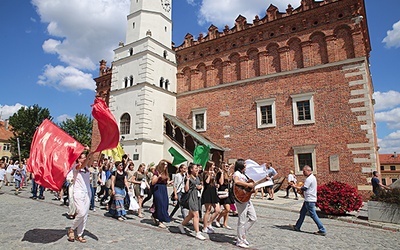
[329,154,339,171]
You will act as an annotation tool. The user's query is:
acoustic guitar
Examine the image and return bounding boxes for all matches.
[233,178,267,203]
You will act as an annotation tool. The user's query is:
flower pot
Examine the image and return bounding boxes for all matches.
[368,201,400,224]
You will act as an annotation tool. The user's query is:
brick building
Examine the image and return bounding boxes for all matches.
[93,0,378,194]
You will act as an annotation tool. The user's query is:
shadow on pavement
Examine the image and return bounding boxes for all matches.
[22,228,98,243]
[273,225,319,235]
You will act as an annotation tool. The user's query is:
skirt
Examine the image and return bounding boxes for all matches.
[109,187,127,217]
[152,183,171,223]
[201,185,219,204]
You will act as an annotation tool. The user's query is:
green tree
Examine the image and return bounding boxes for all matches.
[59,113,92,147]
[8,104,52,159]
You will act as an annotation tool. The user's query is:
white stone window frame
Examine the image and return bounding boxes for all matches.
[291,92,315,125]
[293,144,317,175]
[192,108,207,132]
[256,98,276,129]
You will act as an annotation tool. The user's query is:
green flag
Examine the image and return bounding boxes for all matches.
[168,147,187,166]
[193,145,210,169]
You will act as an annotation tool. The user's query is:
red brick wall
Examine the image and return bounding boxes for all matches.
[174,0,375,195]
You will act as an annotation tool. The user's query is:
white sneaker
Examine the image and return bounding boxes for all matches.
[207,226,215,233]
[195,232,206,240]
[202,227,214,234]
[236,241,249,248]
[93,208,96,212]
[177,224,185,234]
[243,239,249,246]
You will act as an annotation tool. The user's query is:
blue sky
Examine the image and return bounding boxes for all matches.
[0,0,399,153]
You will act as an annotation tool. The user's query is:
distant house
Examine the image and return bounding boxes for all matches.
[379,153,400,185]
[0,120,13,162]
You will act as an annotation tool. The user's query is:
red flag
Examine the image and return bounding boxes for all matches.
[27,119,84,191]
[91,97,119,152]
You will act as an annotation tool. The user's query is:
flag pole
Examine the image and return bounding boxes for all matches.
[17,137,22,164]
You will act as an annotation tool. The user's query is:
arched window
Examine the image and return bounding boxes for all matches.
[124,77,128,88]
[120,113,131,135]
[130,75,134,86]
[160,77,164,88]
[165,79,169,90]
[163,50,168,59]
[129,48,134,56]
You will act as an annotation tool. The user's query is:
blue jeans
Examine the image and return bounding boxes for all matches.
[295,201,326,233]
[31,179,45,197]
[90,185,96,209]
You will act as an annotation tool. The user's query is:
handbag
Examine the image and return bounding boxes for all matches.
[128,191,140,211]
[218,191,229,199]
[179,191,190,209]
[170,192,176,201]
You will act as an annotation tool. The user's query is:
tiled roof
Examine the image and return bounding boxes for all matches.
[0,121,13,142]
[379,153,400,164]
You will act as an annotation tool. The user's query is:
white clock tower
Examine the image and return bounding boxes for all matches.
[109,0,176,165]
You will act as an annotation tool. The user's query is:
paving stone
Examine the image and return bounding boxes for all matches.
[0,185,399,249]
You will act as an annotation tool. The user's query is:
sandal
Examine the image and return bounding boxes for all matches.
[75,236,87,243]
[67,228,75,242]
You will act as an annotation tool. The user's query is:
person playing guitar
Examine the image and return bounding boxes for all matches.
[232,159,267,248]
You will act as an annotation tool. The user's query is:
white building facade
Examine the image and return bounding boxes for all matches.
[109,0,178,165]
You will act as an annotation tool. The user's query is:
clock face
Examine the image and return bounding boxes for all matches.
[161,0,171,12]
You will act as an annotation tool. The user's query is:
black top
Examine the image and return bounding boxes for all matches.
[114,171,126,189]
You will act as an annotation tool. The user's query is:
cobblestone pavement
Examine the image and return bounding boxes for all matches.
[0,184,399,250]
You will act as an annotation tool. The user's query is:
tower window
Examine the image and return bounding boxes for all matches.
[120,113,131,135]
[124,77,128,88]
[129,48,133,56]
[160,77,164,88]
[132,22,135,29]
[130,76,134,86]
[163,50,167,59]
[165,79,169,90]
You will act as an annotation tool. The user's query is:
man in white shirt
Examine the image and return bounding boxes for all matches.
[289,165,326,236]
[5,159,17,185]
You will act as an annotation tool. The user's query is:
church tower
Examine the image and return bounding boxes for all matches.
[109,0,176,165]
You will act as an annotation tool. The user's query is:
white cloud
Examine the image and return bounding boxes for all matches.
[383,20,400,48]
[197,0,297,27]
[32,0,130,71]
[373,90,400,111]
[375,107,400,129]
[38,64,96,92]
[56,114,73,123]
[378,132,400,154]
[0,103,27,120]
[186,0,196,6]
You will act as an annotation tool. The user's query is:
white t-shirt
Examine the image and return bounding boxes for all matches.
[173,173,185,193]
[233,170,248,183]
[72,164,91,196]
[6,164,17,173]
[303,173,317,202]
[288,173,297,183]
[0,169,6,181]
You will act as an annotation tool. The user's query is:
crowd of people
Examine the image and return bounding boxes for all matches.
[1,153,335,248]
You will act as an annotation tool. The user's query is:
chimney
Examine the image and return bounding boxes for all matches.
[394,152,398,158]
[4,119,8,131]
